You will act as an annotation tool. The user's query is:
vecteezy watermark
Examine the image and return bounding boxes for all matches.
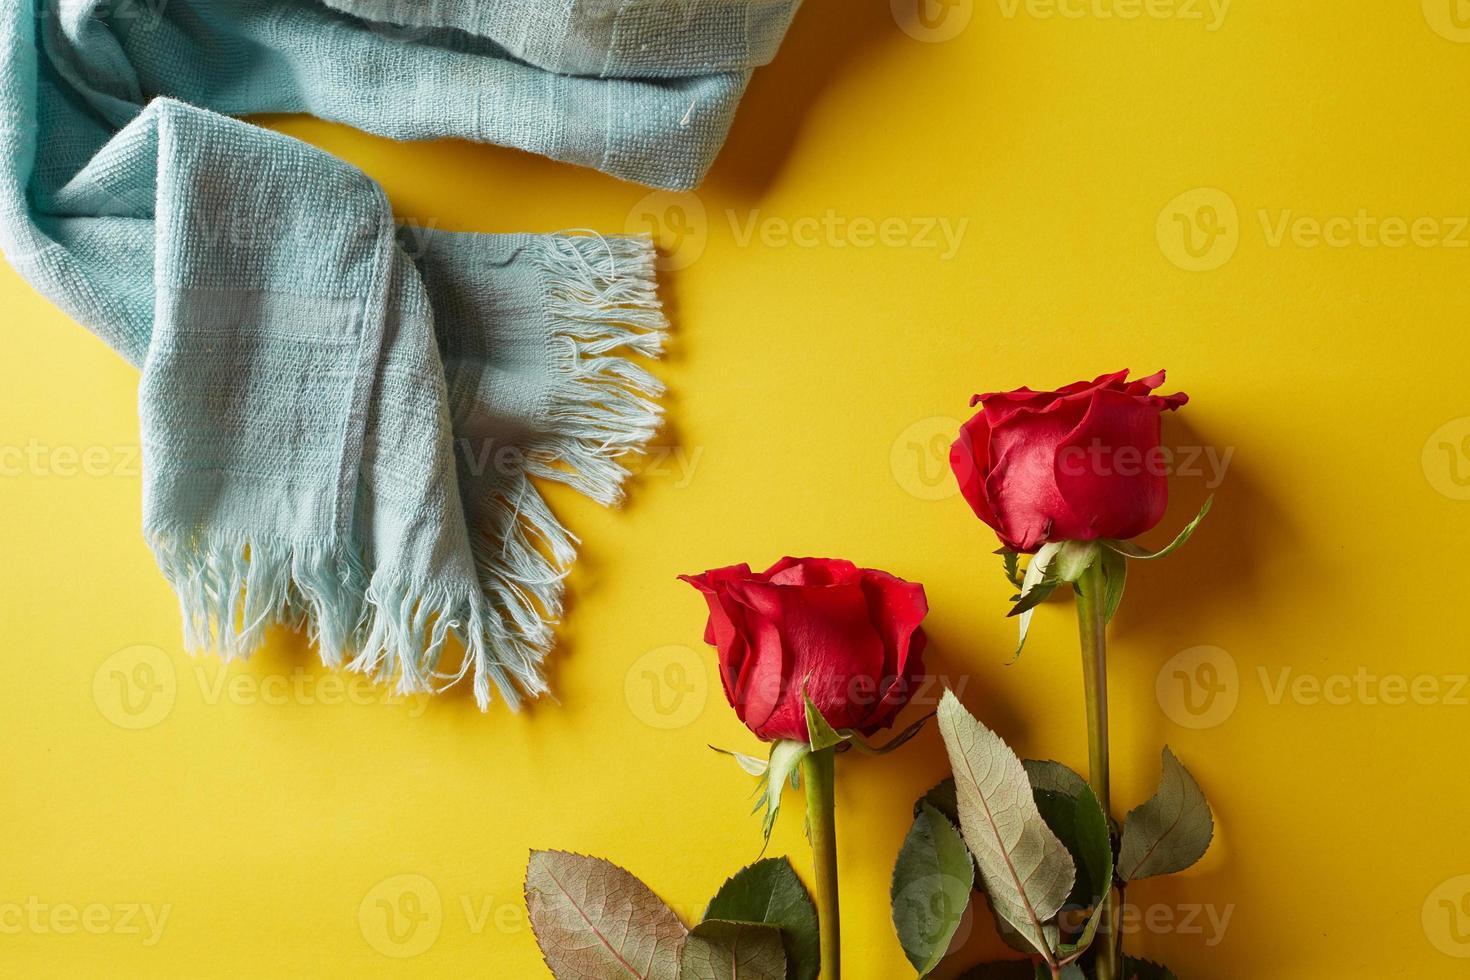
[357,874,702,955]
[993,0,1230,30]
[455,438,703,490]
[1423,0,1470,43]
[93,646,430,729]
[1425,875,1470,958]
[892,874,976,955]
[0,441,141,479]
[1156,645,1240,729]
[625,642,976,731]
[359,875,442,958]
[1056,439,1235,490]
[892,0,976,42]
[1156,188,1240,272]
[1423,417,1470,501]
[626,191,970,272]
[1115,901,1234,947]
[191,664,430,716]
[891,0,1228,40]
[727,211,968,260]
[626,191,711,272]
[894,419,1234,503]
[891,416,963,502]
[1158,645,1470,730]
[93,646,178,731]
[1258,667,1470,709]
[1256,209,1470,250]
[1158,187,1470,271]
[0,899,171,945]
[625,645,710,730]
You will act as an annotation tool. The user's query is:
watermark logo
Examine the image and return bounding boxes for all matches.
[1115,901,1233,946]
[1156,645,1239,729]
[892,0,975,42]
[625,645,709,730]
[995,0,1230,30]
[1258,210,1469,250]
[359,875,442,958]
[1260,667,1468,708]
[1424,0,1470,42]
[1161,188,1469,271]
[93,645,176,730]
[192,664,431,715]
[1423,417,1470,500]
[727,211,968,259]
[1425,875,1470,957]
[892,417,962,501]
[892,875,974,957]
[0,898,171,945]
[0,441,141,479]
[1057,440,1235,490]
[627,191,709,272]
[1157,188,1239,272]
[627,192,968,268]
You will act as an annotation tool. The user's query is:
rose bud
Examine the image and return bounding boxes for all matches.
[679,558,928,743]
[950,369,1189,553]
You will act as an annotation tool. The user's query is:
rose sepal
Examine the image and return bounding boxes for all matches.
[1006,542,1068,658]
[802,691,933,756]
[709,745,771,776]
[998,549,1025,589]
[751,739,812,848]
[1100,495,1213,561]
[842,712,935,756]
[1007,496,1213,650]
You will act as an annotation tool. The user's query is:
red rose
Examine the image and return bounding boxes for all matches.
[950,369,1188,553]
[679,558,928,743]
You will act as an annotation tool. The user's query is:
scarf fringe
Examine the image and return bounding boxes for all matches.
[451,233,669,706]
[145,234,667,711]
[528,234,669,507]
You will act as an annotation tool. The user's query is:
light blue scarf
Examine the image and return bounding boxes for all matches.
[0,0,800,708]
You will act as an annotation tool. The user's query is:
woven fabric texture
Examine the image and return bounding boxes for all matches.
[0,0,800,708]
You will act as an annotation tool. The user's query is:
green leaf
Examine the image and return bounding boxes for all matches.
[913,778,959,827]
[711,745,770,777]
[755,740,811,847]
[1000,550,1024,589]
[680,920,787,980]
[1051,541,1101,584]
[525,850,686,980]
[1104,496,1213,561]
[891,804,976,976]
[936,691,1075,960]
[953,961,1046,980]
[704,858,819,980]
[1100,547,1127,623]
[1122,956,1180,980]
[1033,782,1112,957]
[802,694,848,752]
[1009,542,1063,658]
[1117,748,1214,881]
[1021,760,1090,800]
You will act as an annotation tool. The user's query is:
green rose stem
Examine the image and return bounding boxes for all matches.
[801,746,841,980]
[1075,560,1119,980]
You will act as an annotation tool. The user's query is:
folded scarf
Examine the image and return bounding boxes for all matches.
[0,0,801,708]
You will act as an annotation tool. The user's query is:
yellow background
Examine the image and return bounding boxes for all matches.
[4,1,1470,976]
